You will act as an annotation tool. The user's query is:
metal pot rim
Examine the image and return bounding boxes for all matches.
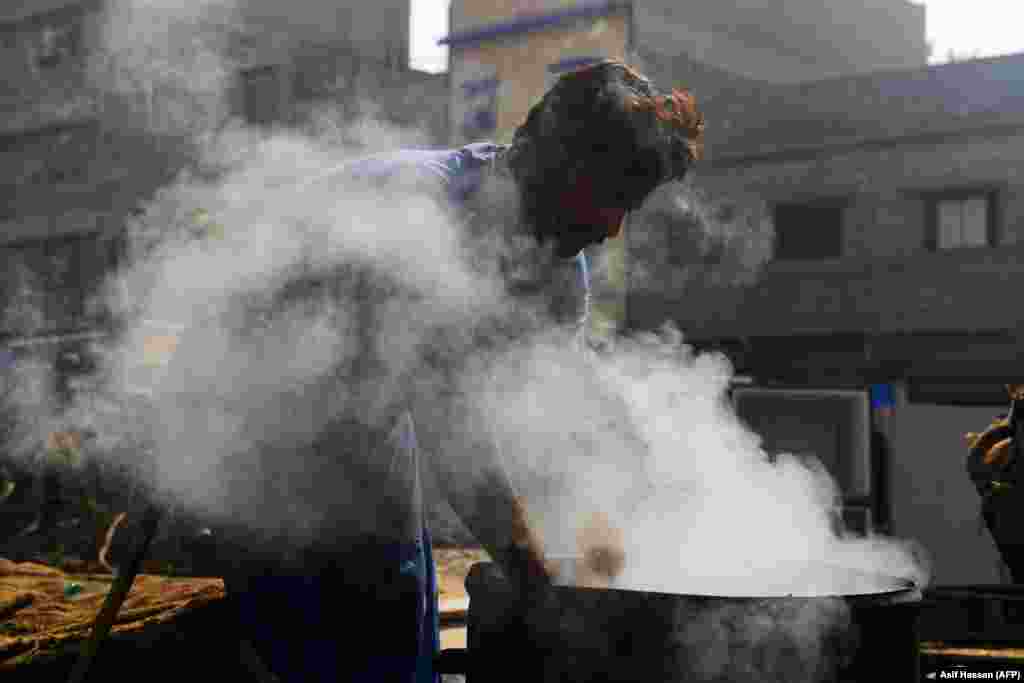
[551,581,922,605]
[552,561,923,603]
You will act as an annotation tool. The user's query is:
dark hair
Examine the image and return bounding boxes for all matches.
[506,59,704,229]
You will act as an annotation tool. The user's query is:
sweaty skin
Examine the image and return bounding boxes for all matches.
[554,177,628,258]
[577,511,627,586]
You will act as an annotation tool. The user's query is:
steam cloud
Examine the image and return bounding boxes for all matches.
[627,181,775,293]
[1,2,928,680]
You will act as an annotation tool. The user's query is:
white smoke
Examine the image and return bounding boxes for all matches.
[467,325,927,681]
[0,2,929,678]
[9,0,926,592]
[88,0,237,137]
[470,323,929,591]
[96,133,507,535]
[627,181,774,293]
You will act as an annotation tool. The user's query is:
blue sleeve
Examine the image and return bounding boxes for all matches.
[574,251,591,336]
[575,252,590,293]
[340,143,504,207]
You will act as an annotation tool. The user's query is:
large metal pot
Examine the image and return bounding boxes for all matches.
[440,561,921,683]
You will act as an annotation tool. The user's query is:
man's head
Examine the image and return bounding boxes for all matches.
[507,60,704,258]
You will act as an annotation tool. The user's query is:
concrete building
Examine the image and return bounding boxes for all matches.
[628,52,1024,585]
[444,2,630,145]
[441,0,930,340]
[0,0,462,544]
[0,0,445,348]
[633,0,928,85]
[443,0,928,145]
[0,0,144,351]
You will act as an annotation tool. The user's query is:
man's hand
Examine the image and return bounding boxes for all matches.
[966,416,1015,469]
[966,386,1024,581]
[966,383,1024,471]
[505,496,553,595]
[577,511,626,587]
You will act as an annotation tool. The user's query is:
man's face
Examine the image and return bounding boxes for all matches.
[553,177,631,258]
[555,208,627,258]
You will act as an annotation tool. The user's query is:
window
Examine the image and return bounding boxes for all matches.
[929,192,995,250]
[31,19,81,70]
[773,201,844,261]
[292,53,340,103]
[241,65,284,126]
[457,75,499,140]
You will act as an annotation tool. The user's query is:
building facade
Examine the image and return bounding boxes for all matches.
[633,0,927,85]
[441,0,931,341]
[443,0,928,146]
[0,0,445,353]
[628,52,1024,585]
[444,2,630,145]
[0,0,461,542]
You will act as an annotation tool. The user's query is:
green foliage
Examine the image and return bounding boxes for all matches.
[0,622,31,635]
[0,478,14,504]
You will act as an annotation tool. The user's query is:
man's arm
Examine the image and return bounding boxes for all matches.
[415,341,650,590]
[416,389,552,595]
[458,467,552,594]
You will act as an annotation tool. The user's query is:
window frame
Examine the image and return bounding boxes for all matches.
[29,15,82,71]
[238,63,292,128]
[924,188,1000,251]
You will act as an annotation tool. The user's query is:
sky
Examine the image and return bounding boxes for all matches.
[409,0,450,73]
[922,0,1024,63]
[408,0,1024,73]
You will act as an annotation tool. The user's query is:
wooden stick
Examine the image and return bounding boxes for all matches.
[97,512,128,574]
[67,504,162,683]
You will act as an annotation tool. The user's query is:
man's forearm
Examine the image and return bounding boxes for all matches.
[429,452,551,593]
